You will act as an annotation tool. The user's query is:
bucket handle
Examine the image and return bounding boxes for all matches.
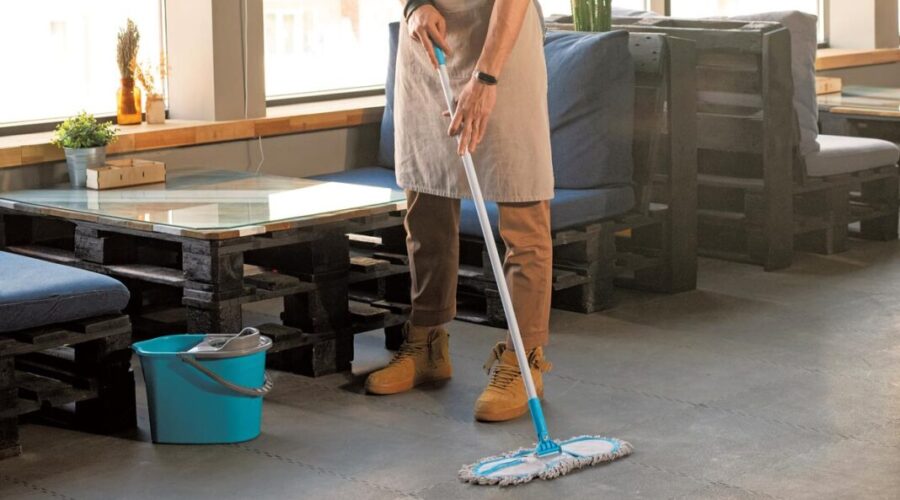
[179,354,273,397]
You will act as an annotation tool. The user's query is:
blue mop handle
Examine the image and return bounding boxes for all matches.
[432,44,560,456]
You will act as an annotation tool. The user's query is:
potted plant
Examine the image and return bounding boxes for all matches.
[116,19,142,125]
[136,56,166,124]
[571,0,612,32]
[51,111,118,187]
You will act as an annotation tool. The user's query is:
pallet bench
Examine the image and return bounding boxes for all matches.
[1,251,135,460]
[592,16,900,270]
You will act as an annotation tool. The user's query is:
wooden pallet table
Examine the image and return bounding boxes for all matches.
[0,169,408,377]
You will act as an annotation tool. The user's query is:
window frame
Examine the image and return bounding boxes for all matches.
[663,0,829,45]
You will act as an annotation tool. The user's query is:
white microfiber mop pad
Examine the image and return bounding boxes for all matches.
[459,436,633,486]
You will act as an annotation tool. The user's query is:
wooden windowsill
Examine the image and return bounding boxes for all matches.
[816,48,900,71]
[0,95,386,170]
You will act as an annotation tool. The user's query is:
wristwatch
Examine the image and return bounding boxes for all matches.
[404,0,435,21]
[473,70,499,86]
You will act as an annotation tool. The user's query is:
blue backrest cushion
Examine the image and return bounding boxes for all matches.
[545,30,635,189]
[377,22,401,168]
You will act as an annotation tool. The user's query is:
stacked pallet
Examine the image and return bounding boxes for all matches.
[1,315,136,459]
[0,211,411,378]
[605,17,898,269]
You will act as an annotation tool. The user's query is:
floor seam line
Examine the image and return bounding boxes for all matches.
[228,443,423,499]
[0,474,77,500]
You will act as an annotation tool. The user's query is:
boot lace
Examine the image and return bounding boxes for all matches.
[482,344,552,390]
[389,340,427,365]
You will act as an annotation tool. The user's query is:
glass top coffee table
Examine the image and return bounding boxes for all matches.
[0,169,410,370]
[818,85,900,143]
[818,85,900,118]
[0,169,406,239]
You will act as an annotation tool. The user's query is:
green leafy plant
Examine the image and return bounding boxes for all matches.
[51,112,119,149]
[571,0,612,32]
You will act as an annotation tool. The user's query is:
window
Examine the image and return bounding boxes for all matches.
[539,0,652,16]
[264,0,399,99]
[0,1,165,127]
[670,0,826,43]
[263,1,653,100]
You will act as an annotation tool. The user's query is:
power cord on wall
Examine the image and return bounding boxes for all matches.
[240,0,265,174]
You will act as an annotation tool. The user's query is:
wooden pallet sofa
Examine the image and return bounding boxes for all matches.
[1,251,136,459]
[577,13,900,270]
[315,23,697,326]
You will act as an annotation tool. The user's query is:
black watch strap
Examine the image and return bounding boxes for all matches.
[404,0,435,21]
[474,70,499,86]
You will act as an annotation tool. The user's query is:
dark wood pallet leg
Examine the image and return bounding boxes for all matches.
[858,177,900,241]
[0,356,20,460]
[73,335,137,434]
[74,225,135,264]
[182,242,245,333]
[746,192,793,271]
[795,186,850,255]
[624,217,696,293]
[553,264,616,313]
[275,231,352,376]
[185,302,243,333]
[553,224,617,313]
[377,224,412,350]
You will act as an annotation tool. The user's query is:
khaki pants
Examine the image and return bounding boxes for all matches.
[404,190,553,351]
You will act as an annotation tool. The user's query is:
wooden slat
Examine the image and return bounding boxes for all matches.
[0,95,386,169]
[816,48,900,71]
[816,76,842,95]
[698,173,765,191]
[16,371,98,409]
[697,112,763,153]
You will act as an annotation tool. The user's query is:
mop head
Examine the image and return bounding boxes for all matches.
[459,435,633,486]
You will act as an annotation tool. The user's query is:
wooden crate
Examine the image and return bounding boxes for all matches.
[1,315,136,460]
[87,159,166,190]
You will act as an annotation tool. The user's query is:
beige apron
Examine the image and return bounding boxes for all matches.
[394,0,554,202]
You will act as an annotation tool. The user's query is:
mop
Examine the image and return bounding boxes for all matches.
[429,46,634,486]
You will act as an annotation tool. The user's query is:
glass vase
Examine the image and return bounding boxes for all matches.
[117,77,142,125]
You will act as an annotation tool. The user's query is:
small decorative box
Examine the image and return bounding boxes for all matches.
[86,159,167,190]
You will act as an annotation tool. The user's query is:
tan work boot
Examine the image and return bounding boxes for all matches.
[365,323,452,395]
[474,342,552,422]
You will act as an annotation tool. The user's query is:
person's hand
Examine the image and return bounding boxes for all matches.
[407,5,451,69]
[445,77,497,155]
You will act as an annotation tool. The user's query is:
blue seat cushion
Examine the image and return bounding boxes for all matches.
[459,186,635,237]
[311,167,635,235]
[0,251,130,333]
[544,30,635,189]
[313,166,400,191]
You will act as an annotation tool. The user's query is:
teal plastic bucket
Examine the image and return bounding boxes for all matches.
[133,330,272,444]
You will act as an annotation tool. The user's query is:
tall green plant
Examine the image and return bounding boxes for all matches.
[571,0,612,32]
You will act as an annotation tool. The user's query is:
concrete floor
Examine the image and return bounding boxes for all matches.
[2,239,900,499]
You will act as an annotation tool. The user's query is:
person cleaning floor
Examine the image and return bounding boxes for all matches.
[366,0,555,423]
